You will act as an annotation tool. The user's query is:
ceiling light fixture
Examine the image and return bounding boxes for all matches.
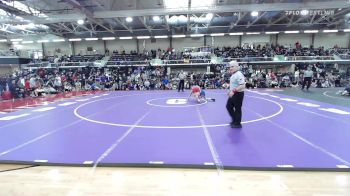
[284,31,300,34]
[53,39,65,42]
[251,11,259,17]
[119,37,133,40]
[153,16,160,21]
[126,17,133,22]
[190,34,205,37]
[37,40,49,43]
[210,33,225,36]
[304,30,319,33]
[137,36,151,39]
[77,19,84,25]
[246,32,260,35]
[163,0,188,9]
[68,38,82,42]
[323,30,338,33]
[229,32,244,35]
[27,23,35,28]
[154,35,168,38]
[22,41,34,44]
[300,10,309,16]
[172,35,186,38]
[85,38,99,41]
[206,13,214,20]
[102,37,116,40]
[10,39,23,42]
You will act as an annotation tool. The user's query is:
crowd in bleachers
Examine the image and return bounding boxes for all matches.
[107,44,333,63]
[215,45,331,59]
[22,43,343,67]
[97,44,336,65]
[1,43,350,99]
[244,64,347,89]
[1,60,349,99]
[0,49,19,56]
[58,54,104,62]
[331,48,350,59]
[28,54,104,64]
[106,48,212,65]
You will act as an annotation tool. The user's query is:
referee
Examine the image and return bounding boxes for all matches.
[301,66,313,91]
[178,70,186,92]
[226,61,246,128]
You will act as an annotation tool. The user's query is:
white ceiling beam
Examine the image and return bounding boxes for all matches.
[246,12,267,28]
[327,18,345,27]
[71,23,77,32]
[3,13,87,25]
[267,14,288,27]
[164,15,170,32]
[46,30,64,37]
[207,14,216,29]
[139,16,152,33]
[94,1,349,18]
[187,0,192,32]
[114,18,133,33]
[14,28,35,34]
[228,12,247,32]
[0,24,16,34]
[72,22,95,34]
[59,21,331,34]
[287,15,308,27]
[187,14,191,31]
[313,7,350,24]
[59,23,74,33]
[286,15,296,26]
[309,14,317,24]
[63,0,115,34]
[216,22,330,28]
[49,23,68,32]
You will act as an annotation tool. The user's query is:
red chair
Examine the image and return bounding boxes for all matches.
[1,91,12,100]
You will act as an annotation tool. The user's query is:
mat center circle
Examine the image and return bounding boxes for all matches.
[146,97,208,107]
[74,94,284,129]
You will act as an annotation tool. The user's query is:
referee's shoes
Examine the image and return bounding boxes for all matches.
[230,122,242,128]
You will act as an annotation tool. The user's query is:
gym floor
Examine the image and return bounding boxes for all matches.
[0,87,349,195]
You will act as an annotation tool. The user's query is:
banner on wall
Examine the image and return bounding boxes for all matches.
[150,58,163,66]
[211,56,223,64]
[273,55,285,61]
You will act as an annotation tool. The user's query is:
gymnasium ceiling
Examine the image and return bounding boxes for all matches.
[0,0,349,38]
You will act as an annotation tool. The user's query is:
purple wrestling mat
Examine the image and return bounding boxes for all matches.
[0,90,349,171]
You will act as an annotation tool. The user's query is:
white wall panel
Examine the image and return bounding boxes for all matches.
[209,36,240,47]
[172,37,205,51]
[0,42,9,50]
[74,40,104,55]
[314,33,349,48]
[106,39,137,53]
[242,35,270,45]
[278,34,312,48]
[139,38,170,51]
[2,33,348,59]
[44,42,72,56]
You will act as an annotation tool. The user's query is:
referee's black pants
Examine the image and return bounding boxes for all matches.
[226,92,244,126]
[302,77,312,90]
[178,80,184,91]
